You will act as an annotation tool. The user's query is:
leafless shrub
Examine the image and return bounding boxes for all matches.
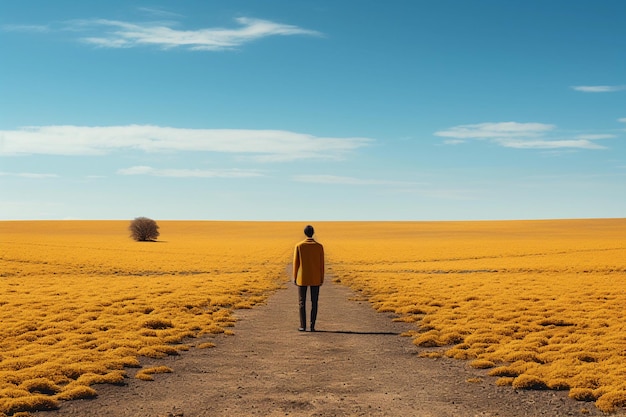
[129,217,160,242]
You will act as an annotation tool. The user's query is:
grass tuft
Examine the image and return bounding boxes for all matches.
[496,377,515,386]
[488,366,519,378]
[143,319,173,330]
[138,345,179,358]
[55,385,98,401]
[417,351,442,359]
[595,391,626,413]
[18,379,61,395]
[469,359,495,369]
[0,395,59,414]
[134,366,173,381]
[412,331,445,347]
[512,374,549,390]
[569,388,598,402]
[75,371,126,386]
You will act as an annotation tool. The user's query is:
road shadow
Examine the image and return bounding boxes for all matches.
[311,330,401,335]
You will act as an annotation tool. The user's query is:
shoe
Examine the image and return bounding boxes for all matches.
[310,327,316,332]
[298,327,306,332]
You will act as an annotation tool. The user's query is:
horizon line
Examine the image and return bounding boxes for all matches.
[1,216,623,223]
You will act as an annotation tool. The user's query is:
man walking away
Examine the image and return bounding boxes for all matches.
[293,225,325,332]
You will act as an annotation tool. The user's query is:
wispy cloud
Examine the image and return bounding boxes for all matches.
[0,125,372,161]
[435,122,610,150]
[619,118,626,123]
[575,134,616,140]
[136,7,183,19]
[571,85,626,93]
[293,175,417,186]
[117,166,263,178]
[0,172,58,179]
[494,138,605,150]
[64,17,322,50]
[442,139,465,145]
[435,122,555,139]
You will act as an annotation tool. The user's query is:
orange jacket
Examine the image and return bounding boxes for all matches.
[293,238,325,286]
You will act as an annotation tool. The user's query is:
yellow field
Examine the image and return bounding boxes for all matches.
[0,221,298,415]
[1,219,625,414]
[323,219,626,413]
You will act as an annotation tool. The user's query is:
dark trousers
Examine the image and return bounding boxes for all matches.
[298,285,320,329]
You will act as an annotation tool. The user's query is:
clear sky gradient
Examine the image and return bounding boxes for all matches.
[1,1,625,221]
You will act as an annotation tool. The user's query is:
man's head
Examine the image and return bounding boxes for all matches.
[304,225,314,238]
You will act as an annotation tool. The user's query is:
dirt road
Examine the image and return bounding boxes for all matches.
[47,280,605,416]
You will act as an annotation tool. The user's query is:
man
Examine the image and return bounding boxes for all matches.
[293,225,325,332]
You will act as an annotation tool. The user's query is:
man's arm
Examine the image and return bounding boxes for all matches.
[320,246,325,284]
[292,245,300,284]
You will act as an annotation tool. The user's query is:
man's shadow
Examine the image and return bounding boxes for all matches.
[312,330,400,335]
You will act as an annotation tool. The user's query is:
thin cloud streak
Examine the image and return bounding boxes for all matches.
[0,172,58,179]
[137,7,183,19]
[442,139,465,145]
[576,134,616,140]
[435,122,610,150]
[495,138,606,150]
[117,166,263,178]
[571,85,626,93]
[435,122,555,139]
[68,17,322,50]
[0,125,372,161]
[293,174,418,186]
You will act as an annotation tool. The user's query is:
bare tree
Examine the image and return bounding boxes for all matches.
[129,217,160,242]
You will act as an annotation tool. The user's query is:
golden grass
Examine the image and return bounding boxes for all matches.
[134,366,173,381]
[324,219,626,413]
[2,219,625,414]
[0,221,297,415]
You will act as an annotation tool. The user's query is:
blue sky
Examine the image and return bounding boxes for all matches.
[1,0,625,221]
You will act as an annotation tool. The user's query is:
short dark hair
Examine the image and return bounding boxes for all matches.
[304,225,314,237]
